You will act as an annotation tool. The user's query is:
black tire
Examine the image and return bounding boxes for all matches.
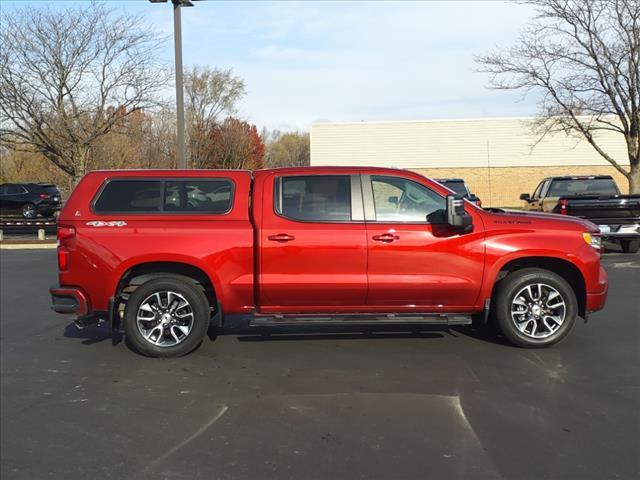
[124,276,211,357]
[620,239,639,254]
[21,203,37,219]
[494,268,578,348]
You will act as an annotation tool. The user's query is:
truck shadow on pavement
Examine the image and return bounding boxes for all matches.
[63,321,124,346]
[62,317,512,351]
[62,320,450,348]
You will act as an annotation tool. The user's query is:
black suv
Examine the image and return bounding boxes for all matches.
[0,183,61,219]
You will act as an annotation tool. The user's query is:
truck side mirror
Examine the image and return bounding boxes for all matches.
[520,193,531,201]
[446,194,472,232]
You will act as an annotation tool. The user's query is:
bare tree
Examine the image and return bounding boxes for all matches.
[0,3,170,182]
[184,66,246,167]
[476,0,640,193]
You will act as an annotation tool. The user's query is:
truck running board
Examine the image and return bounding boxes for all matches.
[250,313,472,327]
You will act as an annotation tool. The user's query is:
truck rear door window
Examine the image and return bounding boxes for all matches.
[275,175,352,222]
[164,180,233,213]
[94,180,162,213]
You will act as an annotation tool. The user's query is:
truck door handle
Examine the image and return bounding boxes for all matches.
[268,233,295,242]
[372,233,399,243]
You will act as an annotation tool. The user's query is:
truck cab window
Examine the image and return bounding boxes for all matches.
[371,176,445,222]
[275,175,352,222]
[532,181,545,200]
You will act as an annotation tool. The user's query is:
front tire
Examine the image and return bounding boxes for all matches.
[494,268,577,348]
[124,277,211,357]
[620,239,639,254]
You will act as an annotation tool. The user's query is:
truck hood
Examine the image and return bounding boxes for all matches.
[483,208,599,233]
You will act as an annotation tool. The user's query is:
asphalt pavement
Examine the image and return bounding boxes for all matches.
[1,249,639,480]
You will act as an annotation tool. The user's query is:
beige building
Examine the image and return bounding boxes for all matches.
[310,117,630,207]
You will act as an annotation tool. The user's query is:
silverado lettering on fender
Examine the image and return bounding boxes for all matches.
[51,167,608,357]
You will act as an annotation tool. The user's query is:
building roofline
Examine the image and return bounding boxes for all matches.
[310,115,612,127]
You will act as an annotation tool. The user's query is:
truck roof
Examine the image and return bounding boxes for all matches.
[544,175,614,181]
[87,166,414,177]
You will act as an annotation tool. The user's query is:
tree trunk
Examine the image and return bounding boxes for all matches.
[629,165,640,195]
[72,147,90,186]
[628,133,639,194]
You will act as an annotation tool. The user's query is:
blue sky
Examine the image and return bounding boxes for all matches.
[2,1,540,131]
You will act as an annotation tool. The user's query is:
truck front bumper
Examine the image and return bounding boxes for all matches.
[50,285,90,316]
[586,266,608,314]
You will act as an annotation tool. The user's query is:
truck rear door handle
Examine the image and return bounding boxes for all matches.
[372,233,399,243]
[268,233,295,242]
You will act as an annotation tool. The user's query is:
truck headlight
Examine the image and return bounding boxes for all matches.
[583,232,602,250]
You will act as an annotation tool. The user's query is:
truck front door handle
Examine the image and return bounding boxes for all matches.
[268,233,295,242]
[372,233,399,243]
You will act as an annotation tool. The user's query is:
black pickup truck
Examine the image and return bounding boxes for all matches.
[520,175,639,253]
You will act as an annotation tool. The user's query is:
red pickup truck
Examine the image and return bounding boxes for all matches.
[51,167,608,357]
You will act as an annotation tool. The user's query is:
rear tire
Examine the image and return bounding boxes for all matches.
[620,239,639,254]
[494,268,577,348]
[124,277,211,357]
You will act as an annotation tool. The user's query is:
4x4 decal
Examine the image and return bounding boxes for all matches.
[86,221,127,227]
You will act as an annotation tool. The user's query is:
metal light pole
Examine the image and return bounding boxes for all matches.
[173,2,186,169]
[149,0,198,169]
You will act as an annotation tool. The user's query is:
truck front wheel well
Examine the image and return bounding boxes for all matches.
[116,262,217,313]
[493,257,586,318]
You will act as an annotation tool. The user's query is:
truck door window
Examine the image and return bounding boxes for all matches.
[370,176,445,223]
[274,175,352,222]
[532,181,544,200]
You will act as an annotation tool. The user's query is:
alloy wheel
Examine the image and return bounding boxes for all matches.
[22,204,36,219]
[136,291,194,347]
[510,283,566,339]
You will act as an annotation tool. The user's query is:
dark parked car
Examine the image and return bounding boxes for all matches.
[435,178,481,206]
[0,183,61,219]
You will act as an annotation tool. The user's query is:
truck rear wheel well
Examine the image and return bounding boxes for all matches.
[493,257,586,318]
[116,262,217,312]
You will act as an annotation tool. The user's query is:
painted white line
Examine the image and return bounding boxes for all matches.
[145,404,229,473]
[0,244,57,250]
[610,262,640,269]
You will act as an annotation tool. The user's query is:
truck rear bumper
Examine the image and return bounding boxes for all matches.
[599,223,640,239]
[50,285,90,316]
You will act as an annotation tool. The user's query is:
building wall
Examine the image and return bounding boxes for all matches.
[310,117,630,206]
